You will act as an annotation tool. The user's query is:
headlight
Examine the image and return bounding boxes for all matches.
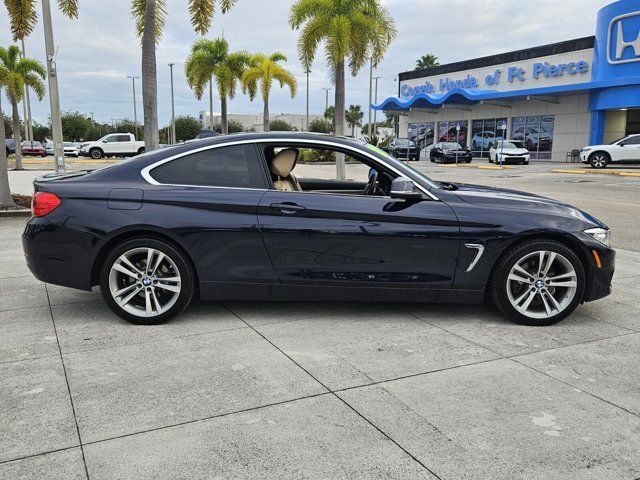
[584,227,611,247]
[581,147,591,152]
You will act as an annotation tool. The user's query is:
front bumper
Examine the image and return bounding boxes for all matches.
[574,232,615,302]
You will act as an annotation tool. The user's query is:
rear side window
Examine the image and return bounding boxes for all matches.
[150,144,266,188]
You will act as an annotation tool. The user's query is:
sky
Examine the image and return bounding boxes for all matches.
[0,0,612,128]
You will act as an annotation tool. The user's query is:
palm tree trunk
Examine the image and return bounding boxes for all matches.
[10,98,23,171]
[0,91,16,207]
[263,96,270,132]
[220,95,228,134]
[141,0,159,151]
[334,61,346,180]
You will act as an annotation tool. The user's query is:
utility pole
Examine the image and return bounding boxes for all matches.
[42,0,65,172]
[305,69,310,131]
[127,75,140,138]
[373,76,381,135]
[322,87,332,113]
[368,58,373,137]
[169,63,176,144]
[209,77,214,131]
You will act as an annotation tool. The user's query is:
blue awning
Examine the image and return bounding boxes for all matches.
[373,78,640,111]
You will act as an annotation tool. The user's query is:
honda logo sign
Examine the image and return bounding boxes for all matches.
[608,11,640,64]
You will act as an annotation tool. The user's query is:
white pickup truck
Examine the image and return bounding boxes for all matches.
[79,133,145,159]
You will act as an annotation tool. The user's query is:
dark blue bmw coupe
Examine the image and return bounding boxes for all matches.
[22,133,614,326]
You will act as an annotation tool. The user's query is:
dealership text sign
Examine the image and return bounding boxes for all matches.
[401,60,590,98]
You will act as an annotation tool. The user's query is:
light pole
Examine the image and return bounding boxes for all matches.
[322,87,332,112]
[169,63,176,144]
[127,75,140,138]
[373,76,381,135]
[42,0,65,172]
[368,58,373,137]
[305,68,310,131]
[20,40,33,142]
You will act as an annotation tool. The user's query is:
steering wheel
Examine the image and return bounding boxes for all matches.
[363,168,378,196]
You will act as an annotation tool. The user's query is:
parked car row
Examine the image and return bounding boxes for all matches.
[580,134,640,169]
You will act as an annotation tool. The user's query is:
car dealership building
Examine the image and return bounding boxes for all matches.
[374,0,640,161]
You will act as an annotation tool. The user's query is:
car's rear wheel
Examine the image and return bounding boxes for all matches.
[490,239,585,326]
[589,152,609,169]
[138,147,145,155]
[100,238,195,325]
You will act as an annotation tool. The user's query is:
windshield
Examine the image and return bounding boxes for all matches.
[497,142,519,149]
[611,136,628,145]
[395,139,415,147]
[441,142,463,150]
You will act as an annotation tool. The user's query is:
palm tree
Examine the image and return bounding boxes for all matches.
[0,45,46,171]
[345,104,364,138]
[131,0,238,151]
[241,53,297,132]
[290,0,396,179]
[415,54,439,70]
[0,88,15,207]
[185,38,249,134]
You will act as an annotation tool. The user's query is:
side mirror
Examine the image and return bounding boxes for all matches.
[390,177,422,200]
[619,143,627,147]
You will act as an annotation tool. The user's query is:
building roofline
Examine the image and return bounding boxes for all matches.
[399,36,595,82]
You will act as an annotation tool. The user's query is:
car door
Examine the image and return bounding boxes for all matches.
[257,168,460,290]
[102,135,118,154]
[617,136,640,162]
[142,143,277,287]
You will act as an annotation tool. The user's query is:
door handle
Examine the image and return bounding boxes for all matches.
[270,202,306,214]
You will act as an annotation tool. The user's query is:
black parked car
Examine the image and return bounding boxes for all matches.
[430,142,473,163]
[384,138,420,160]
[23,133,614,326]
[4,138,15,157]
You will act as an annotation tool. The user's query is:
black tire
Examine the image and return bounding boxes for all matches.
[137,147,145,155]
[489,239,586,326]
[99,237,195,325]
[589,152,610,169]
[90,148,103,160]
[465,159,472,163]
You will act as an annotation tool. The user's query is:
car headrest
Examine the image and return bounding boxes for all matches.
[270,149,298,177]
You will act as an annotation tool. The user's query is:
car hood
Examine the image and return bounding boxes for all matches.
[449,183,606,227]
[496,148,529,155]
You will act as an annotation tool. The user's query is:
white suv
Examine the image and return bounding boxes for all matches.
[580,134,640,168]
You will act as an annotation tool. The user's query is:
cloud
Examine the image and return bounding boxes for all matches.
[0,0,611,128]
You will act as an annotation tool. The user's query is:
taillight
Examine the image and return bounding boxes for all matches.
[32,192,61,217]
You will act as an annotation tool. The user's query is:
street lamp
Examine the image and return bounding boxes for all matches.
[127,75,140,138]
[42,0,65,172]
[305,68,310,131]
[373,76,382,135]
[368,58,373,137]
[168,63,176,145]
[322,87,332,112]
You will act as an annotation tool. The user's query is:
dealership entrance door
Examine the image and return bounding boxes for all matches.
[626,110,640,136]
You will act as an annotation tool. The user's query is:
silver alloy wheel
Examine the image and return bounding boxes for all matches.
[506,250,578,320]
[108,247,181,318]
[591,153,608,168]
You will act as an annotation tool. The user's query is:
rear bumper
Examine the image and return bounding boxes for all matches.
[22,219,96,291]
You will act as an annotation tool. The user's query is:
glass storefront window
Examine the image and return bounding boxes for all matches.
[407,122,435,149]
[470,118,507,158]
[511,115,555,160]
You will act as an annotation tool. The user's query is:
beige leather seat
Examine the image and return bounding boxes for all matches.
[271,148,302,191]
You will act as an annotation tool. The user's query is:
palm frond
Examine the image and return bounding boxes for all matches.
[5,72,25,103]
[269,52,287,63]
[15,58,46,79]
[189,0,215,35]
[218,0,236,13]
[131,0,167,41]
[3,0,38,40]
[22,72,45,100]
[289,0,333,29]
[57,0,79,18]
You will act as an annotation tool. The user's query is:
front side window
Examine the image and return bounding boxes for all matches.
[622,135,640,145]
[117,135,131,142]
[150,144,266,188]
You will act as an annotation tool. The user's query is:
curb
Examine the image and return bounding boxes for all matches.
[552,169,640,177]
[0,209,31,218]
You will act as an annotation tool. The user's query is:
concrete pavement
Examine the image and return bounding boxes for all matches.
[1,213,640,479]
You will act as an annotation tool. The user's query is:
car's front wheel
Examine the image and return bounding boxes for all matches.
[589,152,610,169]
[90,148,103,160]
[490,239,585,326]
[100,238,195,325]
